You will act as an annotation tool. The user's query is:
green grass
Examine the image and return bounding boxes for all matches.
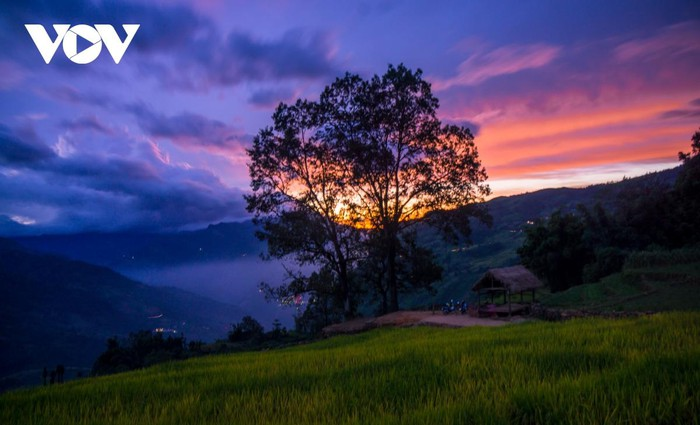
[2,313,699,424]
[541,257,700,311]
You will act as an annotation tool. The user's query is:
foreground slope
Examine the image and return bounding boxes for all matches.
[2,313,698,424]
[0,239,246,391]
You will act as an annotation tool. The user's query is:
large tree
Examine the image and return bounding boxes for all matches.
[246,64,490,316]
[317,64,490,311]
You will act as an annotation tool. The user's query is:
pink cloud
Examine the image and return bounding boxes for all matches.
[615,20,700,62]
[433,43,560,90]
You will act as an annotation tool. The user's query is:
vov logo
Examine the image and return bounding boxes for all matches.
[25,24,140,64]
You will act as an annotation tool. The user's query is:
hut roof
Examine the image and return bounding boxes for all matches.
[472,265,544,293]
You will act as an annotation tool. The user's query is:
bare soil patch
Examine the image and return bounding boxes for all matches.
[322,310,510,336]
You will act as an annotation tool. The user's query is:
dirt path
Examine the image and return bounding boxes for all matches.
[322,310,511,336]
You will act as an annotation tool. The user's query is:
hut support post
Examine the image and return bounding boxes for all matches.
[508,291,511,317]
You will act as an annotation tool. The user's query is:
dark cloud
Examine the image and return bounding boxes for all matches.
[145,28,340,91]
[221,29,336,82]
[659,109,700,119]
[0,124,55,165]
[248,87,295,107]
[37,85,116,107]
[659,98,700,120]
[59,115,114,134]
[0,144,248,235]
[0,117,248,235]
[128,103,248,151]
[56,155,158,183]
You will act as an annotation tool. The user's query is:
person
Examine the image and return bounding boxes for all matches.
[56,364,65,384]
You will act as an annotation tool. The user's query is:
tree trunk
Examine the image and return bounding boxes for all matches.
[339,261,354,320]
[387,237,399,312]
[380,290,388,315]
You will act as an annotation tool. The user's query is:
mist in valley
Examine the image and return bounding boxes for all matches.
[118,258,297,330]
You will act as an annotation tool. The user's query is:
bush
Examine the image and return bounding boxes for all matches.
[92,331,186,376]
[228,316,265,343]
[582,247,627,283]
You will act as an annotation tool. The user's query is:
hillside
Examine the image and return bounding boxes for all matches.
[0,239,247,392]
[1,312,698,424]
[406,167,681,306]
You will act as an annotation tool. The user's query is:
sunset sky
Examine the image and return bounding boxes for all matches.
[1,0,699,235]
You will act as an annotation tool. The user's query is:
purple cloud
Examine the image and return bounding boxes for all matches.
[0,149,248,235]
[223,29,337,81]
[142,28,340,92]
[37,85,116,108]
[0,120,248,235]
[0,124,55,165]
[59,115,114,134]
[128,102,249,152]
[248,87,296,107]
[659,98,700,120]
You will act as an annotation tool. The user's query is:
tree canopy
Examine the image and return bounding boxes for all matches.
[246,64,490,321]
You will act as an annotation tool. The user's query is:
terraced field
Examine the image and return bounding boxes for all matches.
[2,312,698,424]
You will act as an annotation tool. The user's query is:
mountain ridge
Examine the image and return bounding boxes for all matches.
[12,167,680,268]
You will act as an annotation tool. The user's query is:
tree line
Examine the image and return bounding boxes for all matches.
[92,317,304,376]
[518,128,700,292]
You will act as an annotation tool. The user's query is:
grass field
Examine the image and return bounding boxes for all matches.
[2,313,699,424]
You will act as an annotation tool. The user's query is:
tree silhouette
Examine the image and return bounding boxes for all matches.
[675,127,700,245]
[228,316,265,342]
[247,64,490,315]
[319,65,490,310]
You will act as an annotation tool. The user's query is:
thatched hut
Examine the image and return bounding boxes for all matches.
[472,265,544,316]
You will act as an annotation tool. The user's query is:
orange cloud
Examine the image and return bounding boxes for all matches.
[454,93,700,195]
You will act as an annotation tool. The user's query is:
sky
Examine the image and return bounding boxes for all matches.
[1,0,699,235]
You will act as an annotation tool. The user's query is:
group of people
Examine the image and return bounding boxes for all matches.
[42,365,65,385]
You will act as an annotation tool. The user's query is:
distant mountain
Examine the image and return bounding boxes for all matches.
[15,221,264,268]
[0,238,247,391]
[9,167,681,309]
